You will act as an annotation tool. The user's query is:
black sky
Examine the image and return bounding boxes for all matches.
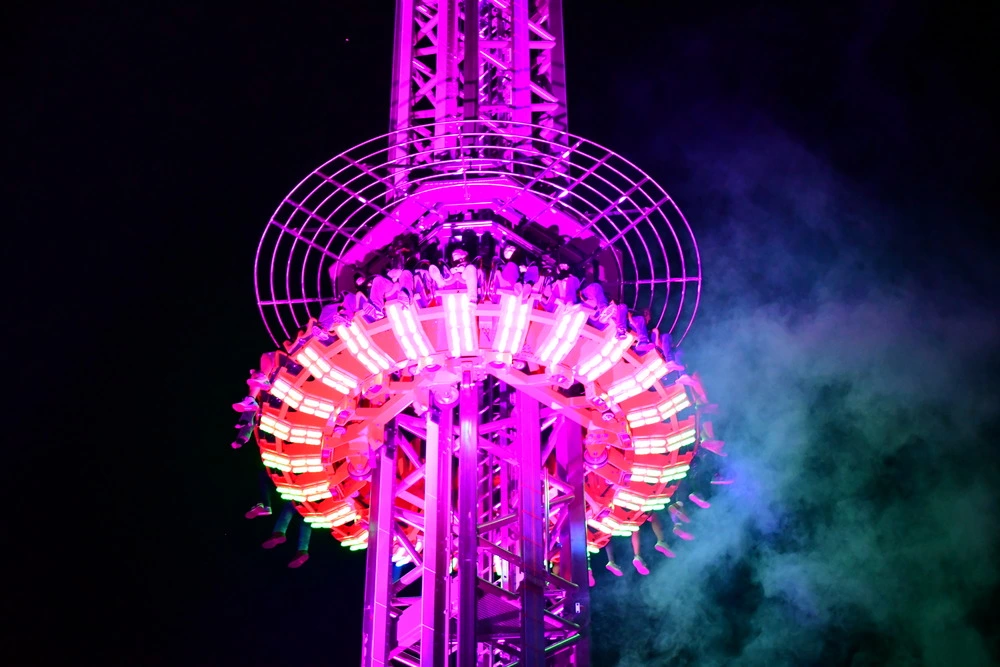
[7,1,999,665]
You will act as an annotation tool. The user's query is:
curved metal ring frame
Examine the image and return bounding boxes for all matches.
[255,121,702,347]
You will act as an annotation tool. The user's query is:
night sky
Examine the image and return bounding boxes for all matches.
[8,1,998,665]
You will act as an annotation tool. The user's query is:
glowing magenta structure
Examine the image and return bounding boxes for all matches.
[241,2,720,665]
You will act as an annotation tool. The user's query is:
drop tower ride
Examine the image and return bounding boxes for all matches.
[239,2,721,666]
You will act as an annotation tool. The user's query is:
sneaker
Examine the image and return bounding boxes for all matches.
[688,493,711,509]
[632,557,650,575]
[655,541,676,558]
[245,503,272,519]
[606,561,623,577]
[673,525,694,541]
[247,373,271,392]
[634,338,654,354]
[616,326,628,340]
[262,532,287,549]
[701,440,726,456]
[668,505,691,524]
[711,473,734,485]
[232,397,259,413]
[288,551,310,568]
[230,441,243,449]
[589,569,596,587]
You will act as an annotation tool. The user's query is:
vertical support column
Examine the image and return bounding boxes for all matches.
[420,398,454,667]
[556,416,591,667]
[510,0,531,127]
[362,430,399,667]
[544,0,569,136]
[389,0,415,192]
[461,0,480,122]
[517,393,546,666]
[435,0,461,140]
[457,371,480,666]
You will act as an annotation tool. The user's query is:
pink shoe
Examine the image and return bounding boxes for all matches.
[606,561,623,577]
[288,551,310,568]
[589,569,596,587]
[669,504,691,524]
[655,541,675,558]
[247,373,271,392]
[231,441,243,449]
[688,493,711,509]
[673,525,694,541]
[245,503,272,519]
[632,557,650,575]
[262,532,287,549]
[711,473,734,485]
[232,397,259,413]
[701,440,726,456]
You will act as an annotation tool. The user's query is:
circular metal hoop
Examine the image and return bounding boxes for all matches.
[256,121,701,347]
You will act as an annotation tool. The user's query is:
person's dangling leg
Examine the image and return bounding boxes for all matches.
[461,264,479,303]
[342,292,360,320]
[232,418,255,449]
[605,541,623,576]
[246,469,273,519]
[614,304,629,338]
[631,312,653,353]
[631,530,649,575]
[369,275,392,314]
[288,518,312,568]
[263,502,294,548]
[650,513,675,557]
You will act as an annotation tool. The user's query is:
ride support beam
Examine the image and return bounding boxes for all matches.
[555,416,591,667]
[458,372,481,665]
[362,429,399,667]
[420,399,454,667]
[517,393,546,666]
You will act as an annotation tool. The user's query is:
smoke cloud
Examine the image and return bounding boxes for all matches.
[590,125,1000,666]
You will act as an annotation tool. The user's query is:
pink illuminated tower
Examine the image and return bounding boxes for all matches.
[242,2,719,665]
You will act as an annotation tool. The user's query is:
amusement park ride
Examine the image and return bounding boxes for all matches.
[232,1,727,665]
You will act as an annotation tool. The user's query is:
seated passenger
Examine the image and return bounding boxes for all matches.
[428,248,479,303]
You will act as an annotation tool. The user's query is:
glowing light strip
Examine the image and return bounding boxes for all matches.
[576,332,634,382]
[276,481,332,502]
[294,345,357,394]
[342,529,369,551]
[270,376,339,419]
[537,307,588,366]
[493,294,533,355]
[334,322,395,374]
[630,462,691,484]
[269,378,303,408]
[386,302,433,363]
[261,450,292,471]
[259,414,291,439]
[606,356,669,404]
[626,387,691,427]
[303,503,356,527]
[443,293,478,357]
[614,489,672,512]
[633,426,697,455]
[597,514,641,537]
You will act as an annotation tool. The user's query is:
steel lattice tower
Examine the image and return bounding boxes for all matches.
[240,2,717,666]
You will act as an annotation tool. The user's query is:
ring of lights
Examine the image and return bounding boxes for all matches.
[252,292,709,558]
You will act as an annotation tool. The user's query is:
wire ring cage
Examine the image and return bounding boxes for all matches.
[255,121,701,347]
